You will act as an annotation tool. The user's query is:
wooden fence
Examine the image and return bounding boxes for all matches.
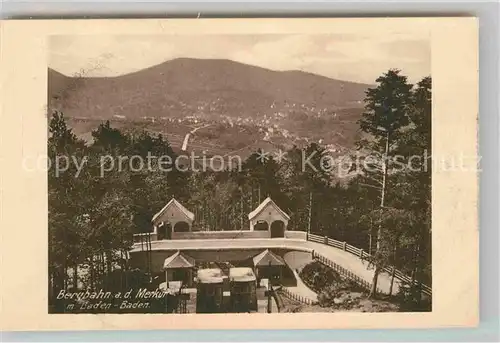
[308,233,432,297]
[280,287,315,305]
[381,266,432,296]
[312,251,382,294]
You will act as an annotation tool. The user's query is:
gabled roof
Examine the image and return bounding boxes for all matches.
[152,198,195,223]
[247,197,290,221]
[253,249,286,267]
[163,251,195,269]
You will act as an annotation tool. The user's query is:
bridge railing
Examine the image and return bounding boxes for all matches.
[133,230,306,242]
[327,238,343,250]
[307,234,323,244]
[307,233,432,297]
[172,230,269,240]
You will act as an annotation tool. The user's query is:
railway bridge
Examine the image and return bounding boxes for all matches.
[129,197,431,301]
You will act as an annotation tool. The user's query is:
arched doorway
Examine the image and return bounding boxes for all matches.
[166,223,172,240]
[157,223,172,240]
[270,220,285,238]
[174,221,190,232]
[254,220,269,231]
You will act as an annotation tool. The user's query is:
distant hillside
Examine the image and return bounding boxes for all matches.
[47,69,71,101]
[48,58,370,155]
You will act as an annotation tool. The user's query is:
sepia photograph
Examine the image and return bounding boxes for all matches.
[0,18,479,331]
[47,30,432,314]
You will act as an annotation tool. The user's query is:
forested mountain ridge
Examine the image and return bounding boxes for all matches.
[48,59,371,157]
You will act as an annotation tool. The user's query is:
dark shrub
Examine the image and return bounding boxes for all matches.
[396,282,432,312]
[299,261,342,293]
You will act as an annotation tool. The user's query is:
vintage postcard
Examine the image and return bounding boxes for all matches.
[0,18,478,331]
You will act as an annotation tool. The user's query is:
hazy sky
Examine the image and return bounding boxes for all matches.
[50,32,430,84]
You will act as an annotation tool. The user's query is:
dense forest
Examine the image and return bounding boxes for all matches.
[48,70,431,303]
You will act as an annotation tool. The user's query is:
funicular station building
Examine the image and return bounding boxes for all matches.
[128,191,425,313]
[129,196,303,313]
